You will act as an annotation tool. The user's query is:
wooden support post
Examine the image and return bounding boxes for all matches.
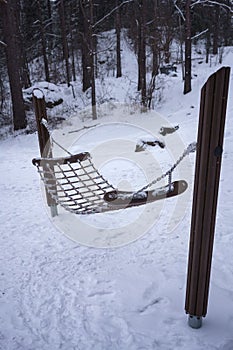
[33,89,58,217]
[185,67,230,328]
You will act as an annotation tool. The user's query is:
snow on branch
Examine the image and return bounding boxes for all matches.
[191,0,233,12]
[93,0,134,29]
[0,40,7,47]
[191,28,209,40]
[173,0,186,21]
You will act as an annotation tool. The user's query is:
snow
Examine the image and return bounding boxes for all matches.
[23,82,64,109]
[32,88,44,100]
[0,38,233,350]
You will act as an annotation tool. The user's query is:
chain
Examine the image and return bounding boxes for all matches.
[136,142,197,193]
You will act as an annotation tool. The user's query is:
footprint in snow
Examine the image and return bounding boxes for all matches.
[138,297,168,314]
[87,290,114,298]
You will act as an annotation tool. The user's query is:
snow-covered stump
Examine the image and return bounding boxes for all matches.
[33,89,58,217]
[185,67,230,328]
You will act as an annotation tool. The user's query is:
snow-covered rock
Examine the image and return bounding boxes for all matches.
[23,81,63,108]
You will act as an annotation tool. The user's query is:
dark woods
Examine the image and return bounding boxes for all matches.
[0,0,232,130]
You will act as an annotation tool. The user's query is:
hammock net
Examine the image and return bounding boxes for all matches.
[33,152,116,214]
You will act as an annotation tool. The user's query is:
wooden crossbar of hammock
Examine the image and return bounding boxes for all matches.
[32,151,188,215]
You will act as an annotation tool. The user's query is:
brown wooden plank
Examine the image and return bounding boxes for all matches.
[33,90,57,209]
[185,67,230,320]
[32,152,90,167]
[104,180,188,207]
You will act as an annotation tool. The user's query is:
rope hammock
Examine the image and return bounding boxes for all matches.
[33,152,189,215]
[32,120,196,215]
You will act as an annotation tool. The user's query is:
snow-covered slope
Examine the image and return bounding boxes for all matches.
[0,40,233,349]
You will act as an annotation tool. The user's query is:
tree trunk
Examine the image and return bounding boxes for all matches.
[90,0,97,120]
[152,0,159,78]
[140,0,147,108]
[212,5,219,55]
[164,39,171,64]
[80,1,92,92]
[47,0,52,19]
[14,0,31,89]
[137,16,142,91]
[0,0,27,130]
[223,6,231,46]
[68,4,76,83]
[47,0,53,54]
[0,75,5,112]
[70,28,76,82]
[81,42,92,92]
[184,0,191,95]
[179,16,185,80]
[38,1,50,82]
[20,51,31,89]
[59,0,71,87]
[205,29,210,64]
[116,0,122,78]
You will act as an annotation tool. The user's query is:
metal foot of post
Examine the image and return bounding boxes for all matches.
[188,315,202,329]
[50,205,58,217]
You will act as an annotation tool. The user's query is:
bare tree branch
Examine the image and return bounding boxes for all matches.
[93,0,134,29]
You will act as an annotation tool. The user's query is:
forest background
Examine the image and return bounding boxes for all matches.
[0,0,232,132]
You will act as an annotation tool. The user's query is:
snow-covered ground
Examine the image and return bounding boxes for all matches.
[0,39,233,349]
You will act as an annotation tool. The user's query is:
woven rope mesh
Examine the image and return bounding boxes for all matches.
[36,155,116,214]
